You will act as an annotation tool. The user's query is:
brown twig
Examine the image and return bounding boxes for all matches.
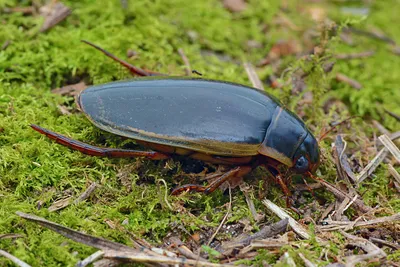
[1,40,11,51]
[334,135,357,183]
[74,182,97,203]
[372,120,391,135]
[384,109,400,122]
[369,237,400,250]
[178,48,192,76]
[335,50,375,60]
[336,73,362,90]
[340,230,386,256]
[346,27,395,45]
[220,218,288,255]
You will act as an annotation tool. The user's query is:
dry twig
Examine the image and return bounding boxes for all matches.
[76,251,105,267]
[220,218,288,254]
[336,73,362,90]
[335,50,375,60]
[319,213,400,231]
[356,148,389,185]
[207,185,232,246]
[0,249,31,267]
[334,135,357,183]
[262,199,319,240]
[310,176,372,214]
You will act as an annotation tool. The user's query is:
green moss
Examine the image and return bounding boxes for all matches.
[0,0,399,265]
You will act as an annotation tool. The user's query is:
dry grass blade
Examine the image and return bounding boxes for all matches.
[243,62,264,91]
[0,249,31,267]
[48,196,73,212]
[319,213,400,231]
[310,176,372,214]
[178,48,191,76]
[48,182,97,212]
[356,148,389,184]
[240,183,262,221]
[346,27,395,44]
[299,253,316,267]
[384,109,400,122]
[76,251,105,267]
[262,199,317,240]
[103,250,235,266]
[207,185,232,246]
[388,164,400,184]
[16,212,136,252]
[0,233,23,239]
[378,134,400,163]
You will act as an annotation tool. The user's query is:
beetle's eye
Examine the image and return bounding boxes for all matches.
[294,156,309,173]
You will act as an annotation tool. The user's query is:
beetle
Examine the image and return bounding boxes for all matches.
[31,40,320,198]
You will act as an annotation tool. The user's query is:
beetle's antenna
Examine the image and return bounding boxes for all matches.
[318,115,359,142]
[81,40,161,77]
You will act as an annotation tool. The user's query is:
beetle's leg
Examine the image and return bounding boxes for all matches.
[171,166,252,195]
[81,40,163,77]
[31,124,169,160]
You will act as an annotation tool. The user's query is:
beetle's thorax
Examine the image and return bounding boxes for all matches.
[258,106,308,168]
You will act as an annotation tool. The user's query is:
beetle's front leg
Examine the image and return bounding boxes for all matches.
[171,166,252,195]
[81,40,164,77]
[31,124,169,160]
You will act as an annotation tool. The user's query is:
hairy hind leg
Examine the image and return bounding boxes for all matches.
[81,40,164,77]
[31,124,169,160]
[171,166,252,195]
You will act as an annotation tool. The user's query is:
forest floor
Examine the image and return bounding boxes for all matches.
[0,0,399,266]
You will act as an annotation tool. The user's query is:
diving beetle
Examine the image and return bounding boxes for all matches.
[31,40,320,197]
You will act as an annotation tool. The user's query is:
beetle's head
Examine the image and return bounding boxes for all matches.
[291,132,320,174]
[259,107,320,175]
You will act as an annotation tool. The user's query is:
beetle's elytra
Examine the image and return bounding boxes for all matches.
[32,40,320,196]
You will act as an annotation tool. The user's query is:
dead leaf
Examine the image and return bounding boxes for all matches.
[258,40,301,66]
[51,81,87,96]
[223,0,247,13]
[39,1,71,32]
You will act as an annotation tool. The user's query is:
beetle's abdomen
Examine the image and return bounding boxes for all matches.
[78,77,280,156]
